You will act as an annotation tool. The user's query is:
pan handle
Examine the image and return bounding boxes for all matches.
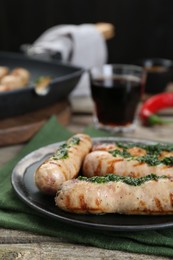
[20,44,63,63]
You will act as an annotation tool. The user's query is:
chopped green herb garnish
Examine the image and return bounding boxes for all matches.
[145,144,173,155]
[109,149,131,158]
[111,142,173,166]
[59,143,68,149]
[52,146,68,160]
[78,174,168,186]
[136,154,160,166]
[116,142,173,153]
[68,136,80,146]
[116,142,139,149]
[161,156,173,166]
[51,136,80,160]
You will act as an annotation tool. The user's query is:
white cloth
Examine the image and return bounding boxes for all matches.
[24,24,108,96]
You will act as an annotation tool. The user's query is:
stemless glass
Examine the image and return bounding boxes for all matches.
[89,64,145,132]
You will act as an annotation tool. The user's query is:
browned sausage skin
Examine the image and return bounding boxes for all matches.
[55,174,173,215]
[83,143,173,178]
[34,133,92,195]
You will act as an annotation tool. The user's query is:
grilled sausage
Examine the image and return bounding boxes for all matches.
[92,143,147,156]
[92,143,117,152]
[35,133,92,195]
[82,150,173,178]
[55,174,173,214]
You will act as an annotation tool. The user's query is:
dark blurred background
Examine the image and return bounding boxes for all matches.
[1,0,173,63]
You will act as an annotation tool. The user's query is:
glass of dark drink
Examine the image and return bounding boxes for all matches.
[89,64,145,132]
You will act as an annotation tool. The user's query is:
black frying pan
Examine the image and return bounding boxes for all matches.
[0,51,84,118]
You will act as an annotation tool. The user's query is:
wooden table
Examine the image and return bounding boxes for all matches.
[0,97,173,260]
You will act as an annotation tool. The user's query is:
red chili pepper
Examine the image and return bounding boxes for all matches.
[140,92,173,126]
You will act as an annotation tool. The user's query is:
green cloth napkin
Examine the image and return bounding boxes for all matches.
[1,116,173,257]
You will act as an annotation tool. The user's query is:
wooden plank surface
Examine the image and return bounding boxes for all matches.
[0,229,168,260]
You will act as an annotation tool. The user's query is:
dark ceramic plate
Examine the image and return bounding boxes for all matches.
[11,137,173,232]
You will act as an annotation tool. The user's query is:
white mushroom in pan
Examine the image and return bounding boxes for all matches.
[0,67,30,91]
[11,67,30,86]
[0,75,26,90]
[0,66,9,80]
[0,84,15,92]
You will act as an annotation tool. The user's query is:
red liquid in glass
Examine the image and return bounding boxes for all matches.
[91,76,142,126]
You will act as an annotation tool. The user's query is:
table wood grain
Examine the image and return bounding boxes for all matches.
[0,228,168,260]
[0,102,173,260]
